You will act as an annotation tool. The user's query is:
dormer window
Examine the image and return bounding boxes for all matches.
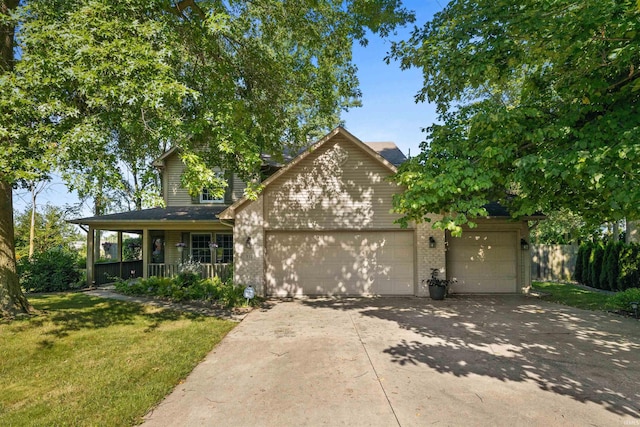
[200,187,224,204]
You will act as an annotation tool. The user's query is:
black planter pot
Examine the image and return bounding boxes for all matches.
[429,285,447,300]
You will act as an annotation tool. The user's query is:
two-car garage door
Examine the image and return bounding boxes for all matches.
[266,230,414,296]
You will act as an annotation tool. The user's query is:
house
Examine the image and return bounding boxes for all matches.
[71,127,536,295]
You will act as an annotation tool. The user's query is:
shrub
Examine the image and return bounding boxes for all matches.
[113,274,260,308]
[123,237,142,261]
[607,288,640,311]
[617,244,640,291]
[574,244,585,283]
[600,241,622,291]
[580,242,594,286]
[18,249,82,292]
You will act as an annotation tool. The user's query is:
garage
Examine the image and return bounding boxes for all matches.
[265,230,414,297]
[446,231,518,293]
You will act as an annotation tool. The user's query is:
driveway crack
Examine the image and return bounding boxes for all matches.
[349,312,401,427]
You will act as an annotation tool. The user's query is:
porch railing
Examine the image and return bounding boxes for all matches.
[148,263,233,282]
[94,260,144,286]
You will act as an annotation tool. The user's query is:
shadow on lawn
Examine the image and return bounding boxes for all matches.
[25,292,203,338]
[302,296,640,418]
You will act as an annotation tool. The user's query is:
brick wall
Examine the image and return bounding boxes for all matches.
[415,215,446,297]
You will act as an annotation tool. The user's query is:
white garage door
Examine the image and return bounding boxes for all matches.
[447,231,517,293]
[266,231,414,296]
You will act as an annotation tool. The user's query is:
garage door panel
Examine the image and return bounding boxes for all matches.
[266,231,414,296]
[447,231,517,293]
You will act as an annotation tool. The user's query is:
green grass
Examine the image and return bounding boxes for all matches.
[0,293,236,426]
[532,281,611,311]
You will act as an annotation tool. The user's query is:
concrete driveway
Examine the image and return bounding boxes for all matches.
[142,296,640,426]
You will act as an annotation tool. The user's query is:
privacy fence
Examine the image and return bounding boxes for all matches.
[530,244,578,282]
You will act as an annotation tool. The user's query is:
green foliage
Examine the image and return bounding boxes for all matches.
[575,241,640,291]
[529,209,600,244]
[13,204,83,260]
[600,241,623,291]
[122,237,141,261]
[617,244,640,291]
[574,244,585,283]
[114,274,258,308]
[588,244,605,289]
[10,0,413,205]
[607,288,640,311]
[390,0,640,233]
[17,249,82,292]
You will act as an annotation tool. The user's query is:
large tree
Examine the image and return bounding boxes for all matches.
[0,0,413,318]
[389,0,640,234]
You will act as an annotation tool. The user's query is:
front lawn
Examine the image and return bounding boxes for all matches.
[532,281,611,311]
[0,293,236,426]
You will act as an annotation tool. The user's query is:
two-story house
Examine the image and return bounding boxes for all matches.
[71,127,537,296]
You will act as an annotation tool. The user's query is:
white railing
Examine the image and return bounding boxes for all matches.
[148,263,232,281]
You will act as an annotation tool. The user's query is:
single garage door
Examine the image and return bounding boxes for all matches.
[266,230,414,296]
[447,231,517,293]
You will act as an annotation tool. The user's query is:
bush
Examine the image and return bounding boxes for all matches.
[18,249,82,293]
[617,244,640,291]
[123,237,142,261]
[600,241,622,291]
[607,288,640,311]
[574,244,585,283]
[113,274,260,308]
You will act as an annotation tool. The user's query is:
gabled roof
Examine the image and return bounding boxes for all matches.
[365,142,407,166]
[219,127,402,220]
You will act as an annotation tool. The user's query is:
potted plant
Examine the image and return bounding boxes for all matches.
[425,268,448,300]
[175,242,187,253]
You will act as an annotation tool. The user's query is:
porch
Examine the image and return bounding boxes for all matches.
[93,261,233,286]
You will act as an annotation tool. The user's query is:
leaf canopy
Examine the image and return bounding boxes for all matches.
[390,0,640,234]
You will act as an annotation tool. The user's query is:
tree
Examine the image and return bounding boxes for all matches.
[1,0,413,318]
[529,209,600,245]
[389,0,640,234]
[13,204,83,260]
[1,0,40,318]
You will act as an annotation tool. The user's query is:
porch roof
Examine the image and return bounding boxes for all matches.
[68,206,228,231]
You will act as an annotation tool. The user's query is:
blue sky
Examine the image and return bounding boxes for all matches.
[341,0,443,158]
[13,1,445,215]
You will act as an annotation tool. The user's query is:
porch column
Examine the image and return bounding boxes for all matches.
[142,228,149,279]
[117,231,123,278]
[87,226,95,287]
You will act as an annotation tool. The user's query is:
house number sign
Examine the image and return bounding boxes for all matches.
[243,285,255,302]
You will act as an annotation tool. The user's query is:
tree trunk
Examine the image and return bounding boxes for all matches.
[0,181,32,318]
[29,184,36,258]
[627,220,639,244]
[1,0,31,318]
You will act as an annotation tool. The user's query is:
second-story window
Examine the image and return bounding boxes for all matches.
[200,187,223,204]
[199,171,226,204]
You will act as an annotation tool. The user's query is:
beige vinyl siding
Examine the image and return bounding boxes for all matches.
[165,154,193,206]
[263,136,404,230]
[164,153,246,206]
[231,173,246,202]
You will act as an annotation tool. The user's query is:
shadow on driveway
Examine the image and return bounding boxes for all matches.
[302,295,640,419]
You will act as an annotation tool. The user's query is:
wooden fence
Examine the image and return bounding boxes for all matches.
[530,244,579,282]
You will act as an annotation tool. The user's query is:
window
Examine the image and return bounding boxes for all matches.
[190,233,212,263]
[189,233,233,264]
[200,187,223,204]
[215,234,233,263]
[199,171,226,204]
